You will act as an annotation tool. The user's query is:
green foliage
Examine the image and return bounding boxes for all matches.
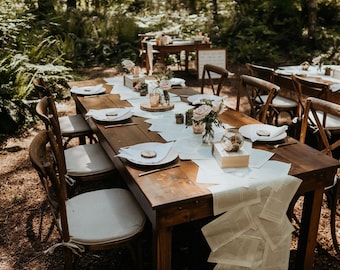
[1,0,339,138]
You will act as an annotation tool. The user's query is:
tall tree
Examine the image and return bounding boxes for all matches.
[37,0,55,16]
[308,0,317,39]
[67,0,76,9]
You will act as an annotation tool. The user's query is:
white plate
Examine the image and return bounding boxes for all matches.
[88,108,133,122]
[125,142,178,166]
[70,85,106,95]
[187,94,222,105]
[239,124,287,142]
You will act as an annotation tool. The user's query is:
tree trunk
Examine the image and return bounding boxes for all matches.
[308,0,317,38]
[67,0,76,9]
[37,0,55,14]
[212,0,218,22]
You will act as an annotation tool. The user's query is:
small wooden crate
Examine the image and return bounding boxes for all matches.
[212,142,249,168]
[124,75,146,89]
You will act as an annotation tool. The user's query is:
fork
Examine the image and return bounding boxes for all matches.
[267,141,297,149]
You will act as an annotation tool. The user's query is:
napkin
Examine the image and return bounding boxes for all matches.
[330,83,340,92]
[170,78,186,87]
[188,94,221,105]
[117,142,174,164]
[70,84,105,95]
[249,125,287,142]
[85,108,133,121]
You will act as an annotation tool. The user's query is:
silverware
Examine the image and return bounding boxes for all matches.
[104,123,137,128]
[138,163,180,177]
[267,141,297,149]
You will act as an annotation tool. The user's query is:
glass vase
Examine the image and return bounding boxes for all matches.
[202,121,214,144]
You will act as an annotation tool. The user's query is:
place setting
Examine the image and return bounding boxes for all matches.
[115,141,180,175]
[70,84,106,96]
[85,107,134,127]
[187,94,223,105]
[238,123,288,143]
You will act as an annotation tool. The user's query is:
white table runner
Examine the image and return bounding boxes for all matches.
[97,78,302,269]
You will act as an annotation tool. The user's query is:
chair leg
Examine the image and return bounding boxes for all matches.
[63,248,74,270]
[326,183,340,253]
[126,238,144,270]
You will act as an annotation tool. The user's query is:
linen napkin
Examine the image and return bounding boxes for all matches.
[249,125,288,142]
[70,84,105,95]
[117,141,174,164]
[85,107,133,122]
[170,77,186,87]
[330,83,340,92]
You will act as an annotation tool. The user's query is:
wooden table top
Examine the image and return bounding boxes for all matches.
[70,78,340,210]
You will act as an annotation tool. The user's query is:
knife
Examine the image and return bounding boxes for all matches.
[138,163,180,177]
[104,123,137,128]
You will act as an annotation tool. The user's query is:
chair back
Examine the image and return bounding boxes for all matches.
[300,97,340,157]
[237,75,280,123]
[29,130,70,241]
[36,96,64,151]
[273,73,303,115]
[33,77,53,97]
[292,75,331,117]
[246,63,274,82]
[200,64,229,96]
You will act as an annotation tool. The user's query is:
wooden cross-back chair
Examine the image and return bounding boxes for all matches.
[29,130,146,269]
[271,73,300,125]
[35,96,116,186]
[292,75,332,118]
[33,77,96,148]
[246,64,299,125]
[236,74,280,124]
[296,97,340,253]
[200,64,230,96]
[246,63,275,82]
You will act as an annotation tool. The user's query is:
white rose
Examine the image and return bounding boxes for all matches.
[159,79,171,90]
[192,105,212,121]
[211,100,222,113]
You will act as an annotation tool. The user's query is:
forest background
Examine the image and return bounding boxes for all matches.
[0,0,339,141]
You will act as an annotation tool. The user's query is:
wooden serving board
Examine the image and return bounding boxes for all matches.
[140,102,174,112]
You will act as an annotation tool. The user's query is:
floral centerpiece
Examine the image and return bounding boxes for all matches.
[192,97,228,143]
[153,63,174,90]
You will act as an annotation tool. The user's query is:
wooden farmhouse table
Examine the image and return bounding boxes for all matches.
[276,65,340,104]
[70,78,339,270]
[146,39,211,71]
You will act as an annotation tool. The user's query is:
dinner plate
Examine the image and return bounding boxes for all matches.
[124,142,178,166]
[187,94,222,105]
[87,108,133,122]
[239,124,287,142]
[70,84,106,95]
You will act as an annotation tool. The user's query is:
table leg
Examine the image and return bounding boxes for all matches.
[295,187,323,270]
[153,226,173,270]
[185,51,189,71]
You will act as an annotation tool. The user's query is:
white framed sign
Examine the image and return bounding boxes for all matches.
[196,48,228,79]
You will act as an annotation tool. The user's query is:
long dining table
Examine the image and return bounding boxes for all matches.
[70,78,339,270]
[275,64,340,104]
[145,39,211,71]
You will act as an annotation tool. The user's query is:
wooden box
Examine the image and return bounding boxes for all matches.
[124,74,145,89]
[212,142,249,168]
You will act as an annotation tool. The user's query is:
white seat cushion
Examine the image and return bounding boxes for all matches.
[66,188,145,245]
[59,114,91,135]
[309,110,340,130]
[258,95,298,108]
[65,143,115,176]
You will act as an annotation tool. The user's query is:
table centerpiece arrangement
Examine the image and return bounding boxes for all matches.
[192,96,228,144]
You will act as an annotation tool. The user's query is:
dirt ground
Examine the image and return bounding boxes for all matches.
[0,65,339,269]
